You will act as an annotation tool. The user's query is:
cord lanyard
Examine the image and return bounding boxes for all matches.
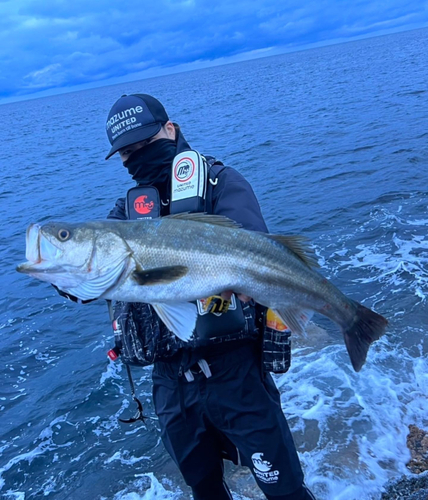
[106,300,157,425]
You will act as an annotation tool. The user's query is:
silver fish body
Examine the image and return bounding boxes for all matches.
[17,214,388,371]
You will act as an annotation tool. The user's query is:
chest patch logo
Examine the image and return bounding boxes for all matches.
[174,157,195,183]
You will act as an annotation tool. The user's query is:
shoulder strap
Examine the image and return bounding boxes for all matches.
[205,157,226,214]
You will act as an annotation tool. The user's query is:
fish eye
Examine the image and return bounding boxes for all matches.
[58,229,71,241]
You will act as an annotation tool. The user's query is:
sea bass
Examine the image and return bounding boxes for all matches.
[16,214,387,371]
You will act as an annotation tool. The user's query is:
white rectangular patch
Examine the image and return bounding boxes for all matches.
[171,151,207,202]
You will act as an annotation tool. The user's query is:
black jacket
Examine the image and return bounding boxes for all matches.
[108,161,269,366]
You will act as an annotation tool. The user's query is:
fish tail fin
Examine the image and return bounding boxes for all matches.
[343,301,388,372]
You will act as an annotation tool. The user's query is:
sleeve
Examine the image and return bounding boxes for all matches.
[211,167,268,233]
[107,198,127,220]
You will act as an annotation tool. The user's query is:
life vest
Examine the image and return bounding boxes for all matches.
[125,150,248,344]
[109,151,291,373]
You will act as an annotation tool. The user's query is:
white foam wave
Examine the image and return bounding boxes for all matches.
[3,492,25,500]
[111,473,183,500]
[100,358,124,386]
[338,237,427,296]
[276,339,428,500]
[105,449,150,466]
[0,414,72,493]
[108,472,255,500]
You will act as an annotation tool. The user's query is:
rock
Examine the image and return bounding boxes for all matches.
[380,425,428,499]
[407,425,428,474]
[380,473,428,499]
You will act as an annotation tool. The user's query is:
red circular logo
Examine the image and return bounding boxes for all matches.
[174,157,195,182]
[134,195,154,214]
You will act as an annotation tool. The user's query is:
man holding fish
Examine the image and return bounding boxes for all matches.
[18,94,387,499]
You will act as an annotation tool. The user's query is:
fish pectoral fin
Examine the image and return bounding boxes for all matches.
[152,302,197,342]
[166,213,241,228]
[132,266,188,285]
[273,308,314,336]
[266,235,320,268]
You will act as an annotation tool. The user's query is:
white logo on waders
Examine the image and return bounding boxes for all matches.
[251,452,280,484]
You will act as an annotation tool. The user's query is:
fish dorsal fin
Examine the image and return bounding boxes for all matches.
[266,234,319,268]
[165,213,241,229]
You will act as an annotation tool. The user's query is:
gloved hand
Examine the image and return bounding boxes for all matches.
[202,291,253,314]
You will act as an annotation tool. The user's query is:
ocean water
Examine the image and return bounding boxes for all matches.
[1,27,427,500]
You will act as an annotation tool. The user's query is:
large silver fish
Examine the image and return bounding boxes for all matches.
[16,214,387,371]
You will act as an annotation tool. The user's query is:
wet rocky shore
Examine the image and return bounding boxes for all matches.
[381,425,428,500]
[381,473,428,500]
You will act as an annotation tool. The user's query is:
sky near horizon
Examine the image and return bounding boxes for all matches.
[1,0,427,102]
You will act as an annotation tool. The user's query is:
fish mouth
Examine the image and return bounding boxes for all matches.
[26,223,41,263]
[16,261,65,275]
[16,223,64,275]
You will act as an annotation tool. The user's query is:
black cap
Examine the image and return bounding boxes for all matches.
[105,94,169,159]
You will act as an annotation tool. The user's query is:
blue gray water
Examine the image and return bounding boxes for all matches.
[1,27,427,500]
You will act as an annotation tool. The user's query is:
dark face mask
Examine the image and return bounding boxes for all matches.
[123,138,177,184]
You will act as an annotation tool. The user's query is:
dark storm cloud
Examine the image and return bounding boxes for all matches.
[0,0,426,99]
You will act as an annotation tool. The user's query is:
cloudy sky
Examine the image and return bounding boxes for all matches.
[1,0,427,101]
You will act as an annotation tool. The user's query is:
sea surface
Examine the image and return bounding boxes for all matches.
[1,27,427,500]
